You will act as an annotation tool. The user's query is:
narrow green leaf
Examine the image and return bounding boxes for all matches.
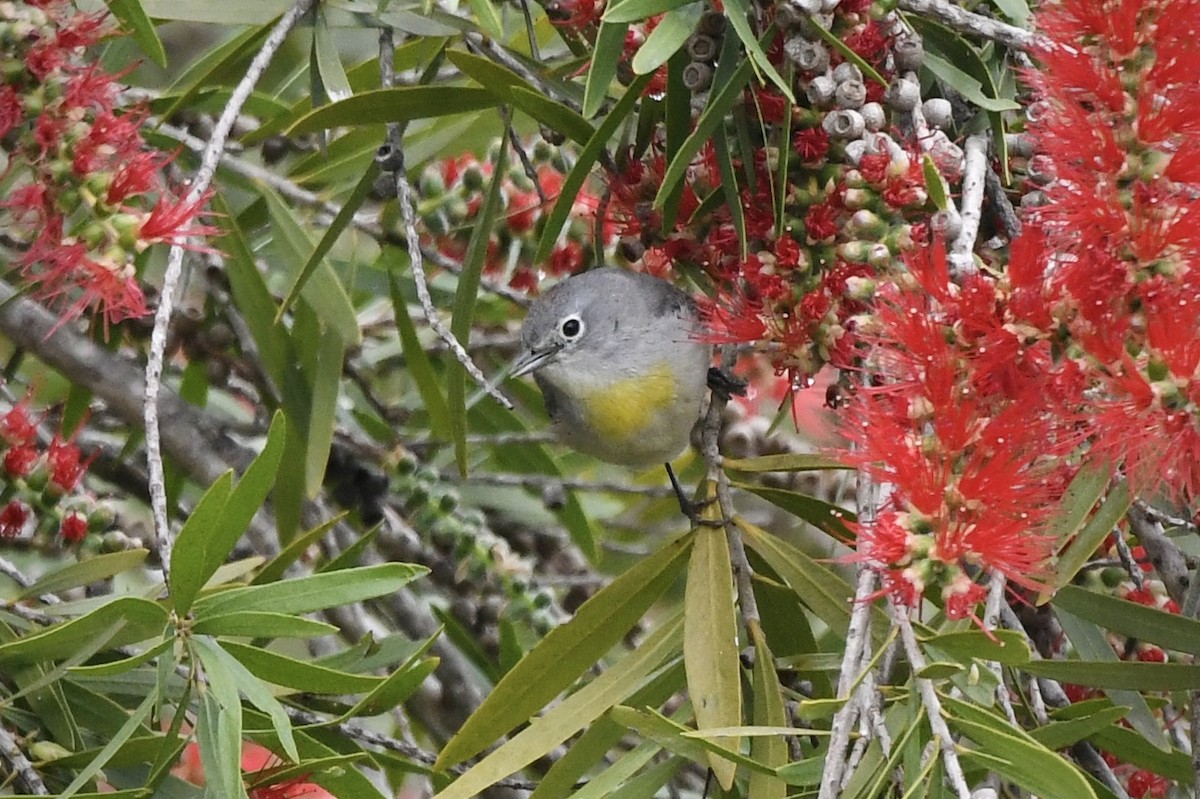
[278,163,380,319]
[194,563,429,619]
[740,517,888,643]
[449,136,508,476]
[1053,701,1193,782]
[948,715,1095,799]
[260,185,362,347]
[723,453,851,472]
[654,52,757,209]
[221,640,382,694]
[20,550,148,600]
[288,87,499,133]
[1048,479,1132,594]
[685,529,741,790]
[923,153,949,211]
[631,4,701,74]
[1023,659,1200,691]
[204,411,287,583]
[435,616,685,798]
[466,0,504,38]
[158,21,271,121]
[169,472,234,615]
[0,597,169,665]
[921,629,1031,666]
[732,481,855,540]
[105,0,167,66]
[343,657,439,718]
[721,1,791,100]
[57,689,157,799]
[1046,461,1112,555]
[611,706,778,776]
[535,72,654,263]
[604,0,695,20]
[304,327,343,497]
[195,636,300,763]
[922,52,1020,111]
[388,265,453,441]
[436,532,694,769]
[659,51,689,233]
[197,670,249,799]
[802,17,886,87]
[253,515,345,585]
[582,18,630,118]
[1029,706,1132,751]
[748,624,788,799]
[68,638,174,677]
[192,612,338,639]
[712,127,747,259]
[566,741,663,799]
[1054,583,1200,656]
[1055,608,1171,749]
[311,8,353,106]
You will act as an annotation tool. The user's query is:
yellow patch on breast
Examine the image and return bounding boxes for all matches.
[577,363,678,444]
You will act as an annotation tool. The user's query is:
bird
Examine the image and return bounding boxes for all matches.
[509,267,714,518]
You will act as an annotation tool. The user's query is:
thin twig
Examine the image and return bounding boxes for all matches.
[143,0,316,585]
[0,723,47,795]
[1128,503,1190,604]
[983,571,1017,725]
[895,0,1041,51]
[378,30,514,411]
[895,606,972,799]
[949,134,988,275]
[0,555,60,606]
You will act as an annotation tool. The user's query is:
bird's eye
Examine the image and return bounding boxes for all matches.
[560,315,583,339]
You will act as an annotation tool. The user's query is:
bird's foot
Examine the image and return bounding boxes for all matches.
[707,367,748,402]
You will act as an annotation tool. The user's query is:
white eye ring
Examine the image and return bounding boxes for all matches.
[560,314,584,340]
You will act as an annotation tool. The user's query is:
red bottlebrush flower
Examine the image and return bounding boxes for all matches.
[138,191,218,245]
[549,240,584,276]
[546,0,603,30]
[804,201,840,243]
[697,291,767,344]
[1,402,39,446]
[858,153,890,185]
[507,267,540,293]
[0,501,31,539]
[107,150,175,204]
[0,85,23,140]
[46,434,90,493]
[774,235,802,271]
[506,189,541,234]
[59,511,89,543]
[793,127,830,163]
[4,445,39,478]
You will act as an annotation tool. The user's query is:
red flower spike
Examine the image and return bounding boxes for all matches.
[59,511,89,543]
[46,434,92,494]
[4,445,40,478]
[1,402,39,446]
[0,501,31,539]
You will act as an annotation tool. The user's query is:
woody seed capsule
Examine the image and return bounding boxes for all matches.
[785,37,829,73]
[835,79,866,109]
[683,61,714,92]
[922,98,953,129]
[885,76,920,111]
[806,74,836,106]
[893,35,924,72]
[686,32,720,62]
[822,109,865,139]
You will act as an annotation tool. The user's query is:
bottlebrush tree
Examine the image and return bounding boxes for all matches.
[0,0,1196,797]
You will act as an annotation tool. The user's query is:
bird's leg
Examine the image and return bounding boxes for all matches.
[665,462,725,528]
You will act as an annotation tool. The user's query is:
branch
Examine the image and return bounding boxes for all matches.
[895,0,1041,51]
[0,723,47,795]
[143,0,317,584]
[948,134,988,275]
[1128,503,1190,604]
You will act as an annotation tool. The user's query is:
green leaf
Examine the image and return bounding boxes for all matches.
[1054,608,1171,749]
[748,624,788,799]
[446,51,595,145]
[1054,583,1200,656]
[169,471,234,615]
[1046,461,1112,557]
[192,612,338,639]
[221,639,382,694]
[197,670,249,799]
[944,698,1095,799]
[105,0,167,66]
[1047,479,1132,594]
[343,657,439,718]
[195,636,299,764]
[724,453,850,472]
[278,163,380,319]
[684,529,741,790]
[1052,701,1193,782]
[921,629,1031,666]
[69,637,174,677]
[288,87,499,133]
[535,71,653,263]
[449,136,507,476]
[435,615,685,798]
[721,1,791,100]
[653,51,756,208]
[582,16,630,118]
[260,185,362,347]
[388,265,453,441]
[304,326,344,497]
[923,154,949,211]
[0,597,168,664]
[194,563,428,619]
[436,532,694,769]
[465,0,504,38]
[251,515,344,586]
[1023,659,1200,691]
[20,550,148,600]
[740,517,888,643]
[921,52,1020,111]
[1029,706,1132,751]
[605,0,694,21]
[611,705,778,776]
[631,4,702,75]
[802,16,885,87]
[311,7,353,107]
[732,481,854,540]
[57,689,157,799]
[712,123,747,259]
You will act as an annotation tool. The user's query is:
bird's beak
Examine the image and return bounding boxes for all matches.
[509,346,559,379]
